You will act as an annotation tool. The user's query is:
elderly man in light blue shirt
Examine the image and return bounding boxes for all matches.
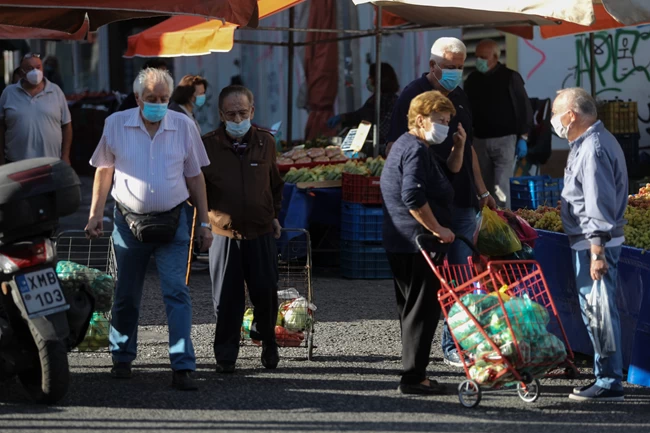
[552,87,628,402]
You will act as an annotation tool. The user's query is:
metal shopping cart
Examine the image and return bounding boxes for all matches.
[55,230,117,352]
[241,228,315,361]
[416,234,577,408]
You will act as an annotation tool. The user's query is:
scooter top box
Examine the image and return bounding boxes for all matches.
[0,158,81,242]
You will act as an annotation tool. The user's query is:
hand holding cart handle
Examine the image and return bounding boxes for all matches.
[415,233,481,255]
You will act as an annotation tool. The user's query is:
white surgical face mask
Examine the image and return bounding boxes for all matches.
[225,118,251,138]
[551,111,571,139]
[424,122,449,145]
[26,69,43,86]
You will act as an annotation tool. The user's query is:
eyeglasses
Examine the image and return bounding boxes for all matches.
[23,53,41,59]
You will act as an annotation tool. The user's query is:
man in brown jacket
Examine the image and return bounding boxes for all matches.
[202,85,284,373]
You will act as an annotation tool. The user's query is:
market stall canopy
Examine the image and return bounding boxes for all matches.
[0,1,260,34]
[508,2,650,39]
[353,0,561,27]
[0,19,89,40]
[124,0,304,57]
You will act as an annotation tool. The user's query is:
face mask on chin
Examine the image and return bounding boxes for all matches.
[424,122,450,145]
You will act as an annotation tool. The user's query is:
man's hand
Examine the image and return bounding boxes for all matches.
[272,219,282,239]
[479,193,497,210]
[197,227,213,252]
[453,123,467,147]
[590,246,608,280]
[432,226,455,244]
[85,216,103,239]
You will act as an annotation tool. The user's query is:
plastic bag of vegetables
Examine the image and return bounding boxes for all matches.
[282,297,316,332]
[77,312,110,352]
[56,261,115,313]
[476,207,522,257]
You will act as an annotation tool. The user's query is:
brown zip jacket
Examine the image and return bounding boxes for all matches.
[201,125,284,240]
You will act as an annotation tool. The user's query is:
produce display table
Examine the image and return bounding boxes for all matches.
[533,230,650,387]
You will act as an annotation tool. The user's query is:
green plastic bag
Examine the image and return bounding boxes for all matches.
[476,207,522,257]
[77,312,110,352]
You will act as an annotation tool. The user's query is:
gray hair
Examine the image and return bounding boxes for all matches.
[430,37,467,63]
[133,67,174,97]
[556,87,598,118]
[477,39,500,59]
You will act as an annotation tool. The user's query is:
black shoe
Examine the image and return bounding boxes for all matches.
[172,370,198,391]
[398,379,448,395]
[215,362,236,374]
[261,341,279,369]
[573,380,597,394]
[111,362,132,379]
[569,384,624,402]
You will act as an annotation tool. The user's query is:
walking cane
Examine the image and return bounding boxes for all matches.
[186,205,198,286]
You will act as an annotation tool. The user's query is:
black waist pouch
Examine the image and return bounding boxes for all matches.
[117,202,183,243]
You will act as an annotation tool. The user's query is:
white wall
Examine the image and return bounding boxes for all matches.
[518,26,650,150]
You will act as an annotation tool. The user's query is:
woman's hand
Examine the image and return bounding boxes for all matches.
[453,123,466,148]
[432,226,455,244]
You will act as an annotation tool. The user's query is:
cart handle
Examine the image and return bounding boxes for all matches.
[415,233,481,256]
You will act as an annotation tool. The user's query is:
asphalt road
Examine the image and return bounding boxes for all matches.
[0,177,648,432]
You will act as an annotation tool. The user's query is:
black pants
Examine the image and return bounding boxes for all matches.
[209,233,279,363]
[387,251,444,385]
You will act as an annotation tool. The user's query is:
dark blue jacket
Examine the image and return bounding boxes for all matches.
[381,132,455,253]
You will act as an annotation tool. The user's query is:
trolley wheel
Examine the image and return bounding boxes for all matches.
[517,379,541,403]
[307,333,314,361]
[564,366,579,379]
[458,380,482,408]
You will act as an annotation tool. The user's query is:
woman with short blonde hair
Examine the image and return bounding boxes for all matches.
[380,90,466,396]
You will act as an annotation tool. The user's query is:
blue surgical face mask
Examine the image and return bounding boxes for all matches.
[194,94,206,108]
[436,65,463,91]
[225,118,251,138]
[476,58,490,74]
[142,102,167,123]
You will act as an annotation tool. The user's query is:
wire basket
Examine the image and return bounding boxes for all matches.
[55,230,117,352]
[242,228,315,360]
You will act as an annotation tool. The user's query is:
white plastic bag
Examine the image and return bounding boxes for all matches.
[282,297,317,332]
[585,279,616,357]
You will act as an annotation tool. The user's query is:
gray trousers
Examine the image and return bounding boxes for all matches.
[474,135,517,209]
[209,233,279,363]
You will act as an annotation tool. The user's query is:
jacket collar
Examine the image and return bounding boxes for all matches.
[569,120,602,148]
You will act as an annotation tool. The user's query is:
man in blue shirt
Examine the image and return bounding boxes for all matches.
[552,88,628,402]
[387,37,496,368]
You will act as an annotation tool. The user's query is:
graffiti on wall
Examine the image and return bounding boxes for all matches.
[562,27,650,94]
[563,27,650,136]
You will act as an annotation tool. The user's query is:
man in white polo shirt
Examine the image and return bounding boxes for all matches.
[0,53,72,165]
[85,67,213,391]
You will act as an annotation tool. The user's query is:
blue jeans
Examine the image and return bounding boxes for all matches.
[109,206,196,371]
[572,247,624,391]
[442,205,478,357]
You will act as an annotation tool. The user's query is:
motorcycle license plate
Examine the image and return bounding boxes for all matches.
[15,268,69,319]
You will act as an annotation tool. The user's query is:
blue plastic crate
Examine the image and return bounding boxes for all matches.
[340,240,392,279]
[510,175,564,210]
[340,201,384,241]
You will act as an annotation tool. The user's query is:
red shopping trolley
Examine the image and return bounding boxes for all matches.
[416,234,577,408]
